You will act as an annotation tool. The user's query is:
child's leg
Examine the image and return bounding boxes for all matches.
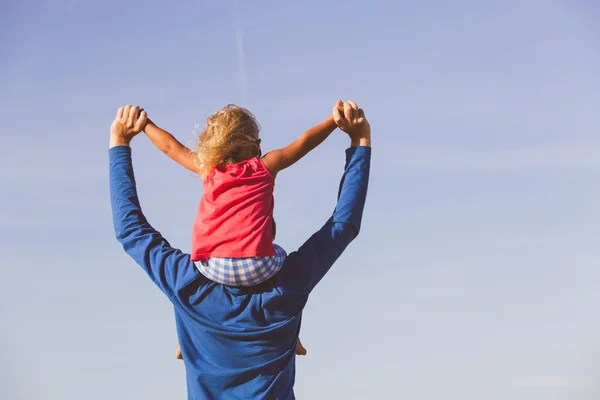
[176,344,183,360]
[295,337,307,356]
[196,245,288,287]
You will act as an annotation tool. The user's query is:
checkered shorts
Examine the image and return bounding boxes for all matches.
[194,244,287,286]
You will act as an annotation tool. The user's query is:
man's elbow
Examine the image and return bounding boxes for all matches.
[113,225,131,245]
[112,216,140,245]
[114,226,126,242]
[330,221,360,243]
[113,224,152,260]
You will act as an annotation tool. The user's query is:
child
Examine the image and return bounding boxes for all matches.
[143,102,343,357]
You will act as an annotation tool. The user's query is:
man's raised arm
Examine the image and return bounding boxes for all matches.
[109,105,202,298]
[277,101,371,297]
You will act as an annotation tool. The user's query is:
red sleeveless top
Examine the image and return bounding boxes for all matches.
[191,157,275,261]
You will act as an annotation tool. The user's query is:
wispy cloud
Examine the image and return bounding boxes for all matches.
[234,0,248,106]
[510,376,590,389]
[384,142,600,171]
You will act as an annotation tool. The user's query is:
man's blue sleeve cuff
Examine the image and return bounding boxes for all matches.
[109,145,131,159]
[345,145,371,158]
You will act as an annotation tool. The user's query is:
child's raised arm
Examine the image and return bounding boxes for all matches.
[144,120,200,174]
[262,102,342,177]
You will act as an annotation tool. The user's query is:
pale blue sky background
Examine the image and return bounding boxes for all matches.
[2,0,600,399]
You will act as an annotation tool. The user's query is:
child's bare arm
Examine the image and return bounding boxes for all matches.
[144,120,200,174]
[262,104,342,176]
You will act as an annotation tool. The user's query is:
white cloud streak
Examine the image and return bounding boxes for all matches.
[510,376,590,389]
[384,142,600,171]
[234,0,248,106]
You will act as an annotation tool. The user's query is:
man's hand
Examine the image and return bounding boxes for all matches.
[332,100,371,147]
[109,105,148,148]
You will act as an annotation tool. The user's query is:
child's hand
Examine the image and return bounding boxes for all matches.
[334,100,344,115]
[138,108,151,130]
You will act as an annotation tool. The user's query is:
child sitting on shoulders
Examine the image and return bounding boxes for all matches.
[143,101,344,357]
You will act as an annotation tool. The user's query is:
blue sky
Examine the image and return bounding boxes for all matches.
[2,0,600,398]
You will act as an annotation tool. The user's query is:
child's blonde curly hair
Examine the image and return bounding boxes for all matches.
[196,105,261,179]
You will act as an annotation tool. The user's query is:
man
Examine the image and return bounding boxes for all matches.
[109,101,371,399]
